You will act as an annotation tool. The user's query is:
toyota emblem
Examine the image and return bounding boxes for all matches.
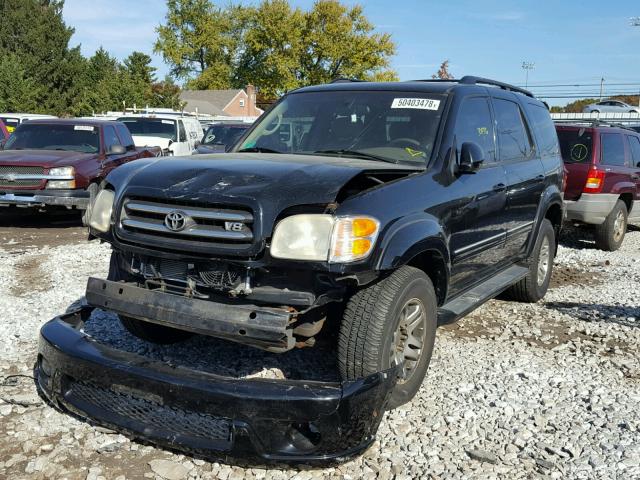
[164,210,188,232]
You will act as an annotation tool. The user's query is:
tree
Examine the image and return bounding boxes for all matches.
[124,51,157,84]
[154,0,398,98]
[0,0,79,113]
[432,60,454,80]
[0,54,40,112]
[151,76,185,109]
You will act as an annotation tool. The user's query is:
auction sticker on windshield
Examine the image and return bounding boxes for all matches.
[391,98,441,110]
[74,125,95,131]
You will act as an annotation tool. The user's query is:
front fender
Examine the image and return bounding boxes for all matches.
[374,213,450,272]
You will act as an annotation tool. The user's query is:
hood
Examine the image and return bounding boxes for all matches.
[108,153,421,238]
[131,135,172,150]
[0,149,95,168]
[196,144,226,154]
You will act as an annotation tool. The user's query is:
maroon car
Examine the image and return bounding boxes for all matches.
[557,123,640,250]
[0,119,159,222]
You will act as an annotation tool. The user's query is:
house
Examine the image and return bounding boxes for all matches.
[179,85,263,118]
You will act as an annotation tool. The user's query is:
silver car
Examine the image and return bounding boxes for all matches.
[583,100,640,114]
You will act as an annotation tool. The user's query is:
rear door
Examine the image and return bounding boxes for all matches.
[492,95,546,257]
[599,132,630,193]
[448,95,509,294]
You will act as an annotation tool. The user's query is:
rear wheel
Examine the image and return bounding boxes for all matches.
[338,265,437,408]
[106,251,193,344]
[505,219,555,303]
[595,200,627,251]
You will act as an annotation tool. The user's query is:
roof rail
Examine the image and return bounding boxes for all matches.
[459,76,534,98]
[410,76,534,98]
[330,77,365,84]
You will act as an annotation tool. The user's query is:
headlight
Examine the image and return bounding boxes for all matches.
[48,166,75,177]
[270,214,379,263]
[47,166,76,189]
[271,214,334,261]
[89,189,115,232]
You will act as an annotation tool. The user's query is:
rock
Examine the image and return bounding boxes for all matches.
[466,449,498,464]
[148,459,190,480]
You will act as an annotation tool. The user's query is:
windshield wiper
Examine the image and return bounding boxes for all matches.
[238,146,282,153]
[313,149,398,164]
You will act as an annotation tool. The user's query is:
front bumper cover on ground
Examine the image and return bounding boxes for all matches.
[36,307,398,464]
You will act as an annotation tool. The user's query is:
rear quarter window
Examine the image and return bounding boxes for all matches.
[600,133,626,166]
[526,104,560,158]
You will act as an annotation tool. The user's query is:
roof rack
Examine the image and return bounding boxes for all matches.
[553,118,638,131]
[410,76,534,98]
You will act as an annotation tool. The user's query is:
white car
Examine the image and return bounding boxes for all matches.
[117,114,203,156]
[0,113,57,133]
[583,100,640,114]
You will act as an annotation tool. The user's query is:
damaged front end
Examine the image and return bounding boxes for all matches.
[36,307,398,463]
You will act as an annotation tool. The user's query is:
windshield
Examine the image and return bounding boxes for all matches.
[118,118,177,141]
[557,129,593,164]
[0,117,20,133]
[4,124,100,153]
[237,90,446,165]
[203,124,249,146]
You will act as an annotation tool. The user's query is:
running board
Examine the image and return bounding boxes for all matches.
[437,265,529,325]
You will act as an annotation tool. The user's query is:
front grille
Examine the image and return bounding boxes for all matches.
[136,257,241,290]
[119,197,254,250]
[0,165,44,188]
[68,380,232,441]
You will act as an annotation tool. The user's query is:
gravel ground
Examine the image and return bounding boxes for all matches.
[0,216,638,480]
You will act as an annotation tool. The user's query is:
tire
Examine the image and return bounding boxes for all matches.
[506,218,555,303]
[81,183,98,227]
[594,200,627,251]
[338,265,437,408]
[106,251,193,344]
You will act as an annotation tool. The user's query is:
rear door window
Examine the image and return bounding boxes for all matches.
[557,129,593,164]
[454,96,496,163]
[493,98,533,162]
[178,120,186,142]
[627,135,640,167]
[526,104,560,158]
[600,133,626,166]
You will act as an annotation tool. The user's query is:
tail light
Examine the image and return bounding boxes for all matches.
[583,167,605,193]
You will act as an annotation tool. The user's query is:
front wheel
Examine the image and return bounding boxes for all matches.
[505,218,555,303]
[338,266,437,408]
[595,200,627,251]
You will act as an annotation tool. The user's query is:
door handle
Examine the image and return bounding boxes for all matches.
[631,174,639,180]
[492,183,506,192]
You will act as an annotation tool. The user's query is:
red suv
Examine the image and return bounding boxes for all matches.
[557,123,640,250]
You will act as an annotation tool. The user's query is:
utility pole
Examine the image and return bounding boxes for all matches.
[599,78,605,100]
[521,61,535,88]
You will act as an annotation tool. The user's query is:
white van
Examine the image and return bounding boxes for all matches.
[117,114,203,156]
[0,113,57,133]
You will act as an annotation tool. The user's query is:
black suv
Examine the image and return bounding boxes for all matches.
[37,77,564,462]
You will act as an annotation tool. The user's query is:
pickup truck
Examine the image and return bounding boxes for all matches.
[0,119,160,222]
[37,77,564,462]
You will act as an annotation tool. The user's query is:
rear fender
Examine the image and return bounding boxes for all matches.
[527,185,564,257]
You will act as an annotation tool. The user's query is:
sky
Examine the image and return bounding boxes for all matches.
[62,0,640,106]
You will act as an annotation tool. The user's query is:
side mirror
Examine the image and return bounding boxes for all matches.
[458,142,485,173]
[106,144,126,155]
